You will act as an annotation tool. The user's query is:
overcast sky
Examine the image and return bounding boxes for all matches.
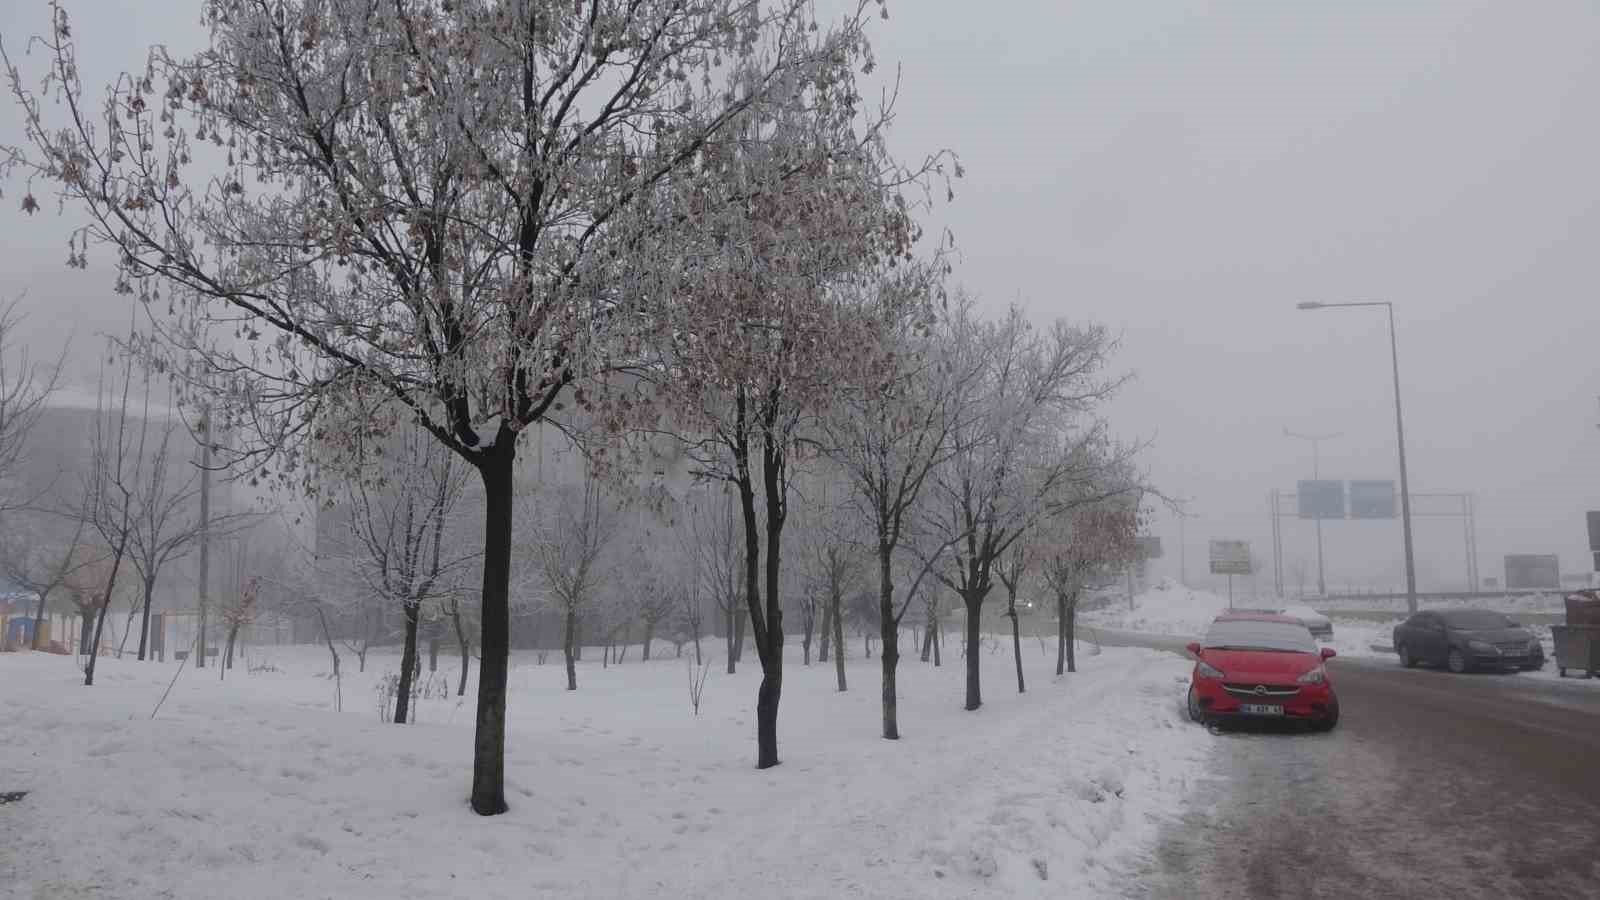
[5,1,1600,595]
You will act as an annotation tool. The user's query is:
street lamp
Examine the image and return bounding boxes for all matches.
[1296,301,1418,614]
[1285,427,1341,597]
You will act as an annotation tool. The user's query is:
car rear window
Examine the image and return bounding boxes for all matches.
[1201,619,1317,653]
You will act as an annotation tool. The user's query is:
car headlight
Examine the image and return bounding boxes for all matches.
[1297,665,1326,685]
[1195,660,1225,679]
[1467,639,1497,653]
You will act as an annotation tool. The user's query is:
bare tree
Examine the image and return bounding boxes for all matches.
[81,354,146,687]
[995,541,1035,694]
[0,297,62,516]
[0,497,99,651]
[817,275,979,737]
[922,305,1135,711]
[684,490,746,676]
[1040,501,1141,675]
[126,398,252,662]
[536,472,617,692]
[5,0,915,815]
[340,426,473,723]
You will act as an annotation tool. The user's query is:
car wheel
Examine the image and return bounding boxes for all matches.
[1397,643,1416,668]
[1186,684,1205,724]
[1311,698,1340,732]
[1447,648,1469,674]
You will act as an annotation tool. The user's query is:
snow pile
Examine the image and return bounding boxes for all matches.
[1320,593,1568,614]
[1081,579,1234,638]
[0,639,1209,899]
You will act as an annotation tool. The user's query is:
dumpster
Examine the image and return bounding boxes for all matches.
[1552,626,1600,678]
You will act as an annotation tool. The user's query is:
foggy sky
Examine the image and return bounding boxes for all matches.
[5,1,1600,595]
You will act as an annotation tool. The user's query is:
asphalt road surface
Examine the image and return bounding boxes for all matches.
[1089,628,1600,900]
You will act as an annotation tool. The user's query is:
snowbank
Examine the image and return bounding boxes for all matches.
[0,639,1208,899]
[1081,579,1235,638]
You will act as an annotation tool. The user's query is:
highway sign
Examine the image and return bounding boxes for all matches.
[1297,480,1345,519]
[1209,540,1252,575]
[1349,480,1397,519]
[1504,555,1559,590]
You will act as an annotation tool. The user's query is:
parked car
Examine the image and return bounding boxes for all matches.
[1392,609,1545,673]
[1278,604,1334,640]
[1186,613,1340,731]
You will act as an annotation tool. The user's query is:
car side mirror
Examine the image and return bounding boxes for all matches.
[1186,641,1202,657]
[1320,647,1337,660]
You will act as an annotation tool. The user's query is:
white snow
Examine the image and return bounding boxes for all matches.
[1081,578,1236,638]
[0,637,1209,899]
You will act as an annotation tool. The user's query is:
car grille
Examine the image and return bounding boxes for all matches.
[1495,641,1533,653]
[1222,683,1300,698]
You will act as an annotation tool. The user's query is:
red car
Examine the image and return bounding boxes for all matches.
[1186,612,1340,731]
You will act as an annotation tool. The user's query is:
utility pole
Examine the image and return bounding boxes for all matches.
[1178,510,1187,587]
[196,408,211,668]
[1285,428,1341,597]
[1296,301,1418,614]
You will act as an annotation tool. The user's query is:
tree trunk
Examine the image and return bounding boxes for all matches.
[724,603,737,675]
[643,620,654,662]
[1006,584,1025,694]
[920,614,934,663]
[733,609,746,665]
[1066,601,1078,674]
[450,600,470,697]
[84,543,129,687]
[470,450,515,817]
[564,607,578,691]
[933,610,942,667]
[964,594,983,710]
[394,599,421,725]
[832,584,847,692]
[818,598,831,663]
[136,574,156,661]
[1056,591,1068,676]
[802,612,813,667]
[693,631,702,667]
[878,548,901,740]
[428,635,440,673]
[79,613,94,655]
[29,588,49,651]
[864,631,870,659]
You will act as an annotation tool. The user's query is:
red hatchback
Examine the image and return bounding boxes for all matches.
[1186,612,1340,731]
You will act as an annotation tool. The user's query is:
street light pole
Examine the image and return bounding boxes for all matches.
[1297,301,1419,615]
[1285,428,1341,597]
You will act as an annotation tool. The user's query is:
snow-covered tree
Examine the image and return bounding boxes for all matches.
[534,472,618,691]
[1039,499,1141,675]
[338,425,474,721]
[817,273,982,737]
[922,304,1134,711]
[4,0,921,814]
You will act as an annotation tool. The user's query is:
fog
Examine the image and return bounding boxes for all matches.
[5,0,1599,594]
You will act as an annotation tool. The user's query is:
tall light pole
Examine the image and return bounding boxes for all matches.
[1285,428,1341,597]
[1297,301,1418,614]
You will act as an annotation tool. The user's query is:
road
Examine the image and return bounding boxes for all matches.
[1086,628,1600,900]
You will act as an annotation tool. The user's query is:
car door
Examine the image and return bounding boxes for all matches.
[1403,612,1437,663]
[1419,613,1449,664]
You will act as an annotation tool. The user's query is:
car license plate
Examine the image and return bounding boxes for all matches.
[1239,703,1283,716]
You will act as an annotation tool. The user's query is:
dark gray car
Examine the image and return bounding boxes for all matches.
[1392,609,1545,673]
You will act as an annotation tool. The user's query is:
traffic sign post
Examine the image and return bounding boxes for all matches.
[1209,540,1252,608]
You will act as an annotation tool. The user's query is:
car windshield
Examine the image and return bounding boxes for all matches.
[1201,620,1317,653]
[1440,610,1514,630]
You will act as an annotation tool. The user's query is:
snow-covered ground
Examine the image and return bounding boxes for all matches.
[1,638,1209,899]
